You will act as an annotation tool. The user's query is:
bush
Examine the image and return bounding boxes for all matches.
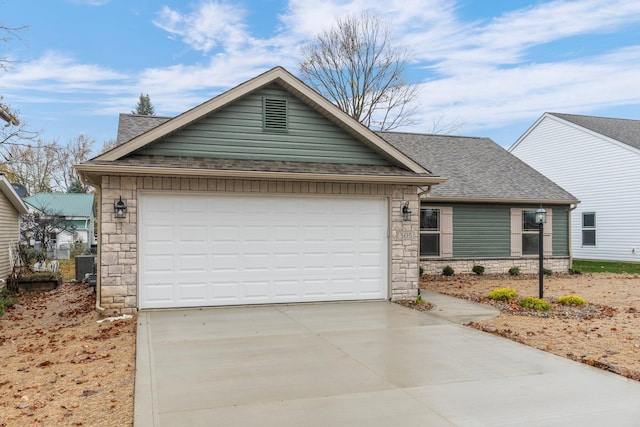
[0,288,16,317]
[472,265,485,275]
[568,268,582,275]
[543,268,553,276]
[519,297,550,311]
[442,265,454,276]
[508,266,520,276]
[557,295,586,306]
[488,287,518,301]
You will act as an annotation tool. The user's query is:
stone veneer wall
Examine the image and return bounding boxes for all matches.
[99,175,420,314]
[420,257,571,276]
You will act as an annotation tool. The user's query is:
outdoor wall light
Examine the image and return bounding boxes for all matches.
[402,202,412,221]
[114,196,127,219]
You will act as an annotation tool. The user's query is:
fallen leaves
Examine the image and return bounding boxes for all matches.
[0,282,136,426]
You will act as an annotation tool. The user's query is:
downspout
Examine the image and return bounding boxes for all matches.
[568,203,578,269]
[95,187,106,313]
[418,185,432,198]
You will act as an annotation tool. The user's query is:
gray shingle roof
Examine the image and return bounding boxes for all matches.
[378,131,578,202]
[550,113,640,150]
[116,113,170,145]
[86,155,428,177]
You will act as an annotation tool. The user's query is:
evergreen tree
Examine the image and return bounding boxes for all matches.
[67,179,86,193]
[132,93,156,116]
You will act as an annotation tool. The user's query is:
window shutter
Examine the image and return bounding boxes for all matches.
[441,206,453,257]
[544,208,553,257]
[510,208,522,257]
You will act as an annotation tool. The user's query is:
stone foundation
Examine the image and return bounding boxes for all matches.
[420,257,571,276]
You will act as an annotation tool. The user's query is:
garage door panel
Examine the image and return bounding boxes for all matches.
[140,194,388,309]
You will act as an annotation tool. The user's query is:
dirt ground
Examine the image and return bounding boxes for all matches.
[0,282,136,427]
[421,273,640,381]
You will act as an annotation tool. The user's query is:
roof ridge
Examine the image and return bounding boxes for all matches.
[549,112,640,124]
[376,130,488,141]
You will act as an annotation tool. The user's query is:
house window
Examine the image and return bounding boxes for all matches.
[263,97,288,132]
[420,208,440,256]
[522,210,539,255]
[582,212,596,246]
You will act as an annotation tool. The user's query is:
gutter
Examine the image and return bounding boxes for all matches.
[74,164,446,186]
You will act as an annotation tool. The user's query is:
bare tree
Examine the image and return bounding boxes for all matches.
[300,12,418,131]
[0,24,27,72]
[0,24,42,144]
[100,138,117,153]
[2,139,61,194]
[20,208,71,261]
[55,134,94,191]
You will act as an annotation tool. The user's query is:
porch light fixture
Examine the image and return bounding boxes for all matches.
[114,196,127,219]
[535,206,546,299]
[402,202,412,221]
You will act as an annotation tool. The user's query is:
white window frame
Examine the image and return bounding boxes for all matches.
[582,212,596,247]
[510,208,552,257]
[420,206,452,258]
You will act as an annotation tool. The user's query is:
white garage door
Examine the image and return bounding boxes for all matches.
[139,193,388,309]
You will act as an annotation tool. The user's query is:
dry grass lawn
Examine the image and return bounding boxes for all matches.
[421,273,640,381]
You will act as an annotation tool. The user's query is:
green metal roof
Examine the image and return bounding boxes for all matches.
[23,193,95,217]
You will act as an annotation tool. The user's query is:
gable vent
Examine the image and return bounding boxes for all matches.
[263,97,288,132]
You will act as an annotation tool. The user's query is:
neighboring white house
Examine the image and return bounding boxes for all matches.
[22,193,96,256]
[509,112,640,262]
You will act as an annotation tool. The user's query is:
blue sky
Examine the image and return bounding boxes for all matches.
[2,0,640,153]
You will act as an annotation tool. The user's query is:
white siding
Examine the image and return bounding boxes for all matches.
[511,115,640,261]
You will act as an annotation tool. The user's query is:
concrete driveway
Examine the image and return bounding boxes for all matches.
[135,293,640,426]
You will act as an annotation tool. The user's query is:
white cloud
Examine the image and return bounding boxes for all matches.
[153,2,252,53]
[4,0,640,146]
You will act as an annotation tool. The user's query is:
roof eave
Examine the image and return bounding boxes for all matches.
[420,195,580,205]
[75,164,446,186]
[0,175,28,214]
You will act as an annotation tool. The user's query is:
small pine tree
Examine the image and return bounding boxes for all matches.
[67,179,86,193]
[132,93,156,116]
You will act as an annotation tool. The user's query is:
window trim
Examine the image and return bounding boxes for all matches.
[420,206,453,258]
[510,207,553,257]
[581,212,596,247]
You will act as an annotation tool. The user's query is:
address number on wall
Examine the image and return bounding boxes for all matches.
[395,230,416,239]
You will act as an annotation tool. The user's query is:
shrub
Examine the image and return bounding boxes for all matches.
[508,266,520,276]
[488,287,518,301]
[557,295,586,306]
[472,265,485,275]
[543,268,553,276]
[442,265,454,276]
[0,288,16,317]
[519,297,550,311]
[568,268,582,275]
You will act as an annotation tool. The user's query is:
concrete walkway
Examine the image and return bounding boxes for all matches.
[135,295,640,426]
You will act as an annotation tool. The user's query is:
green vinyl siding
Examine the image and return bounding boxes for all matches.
[451,204,511,258]
[552,206,569,256]
[421,203,571,258]
[136,84,391,165]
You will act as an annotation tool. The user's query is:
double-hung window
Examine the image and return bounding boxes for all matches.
[420,208,440,256]
[582,212,596,246]
[521,210,540,255]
